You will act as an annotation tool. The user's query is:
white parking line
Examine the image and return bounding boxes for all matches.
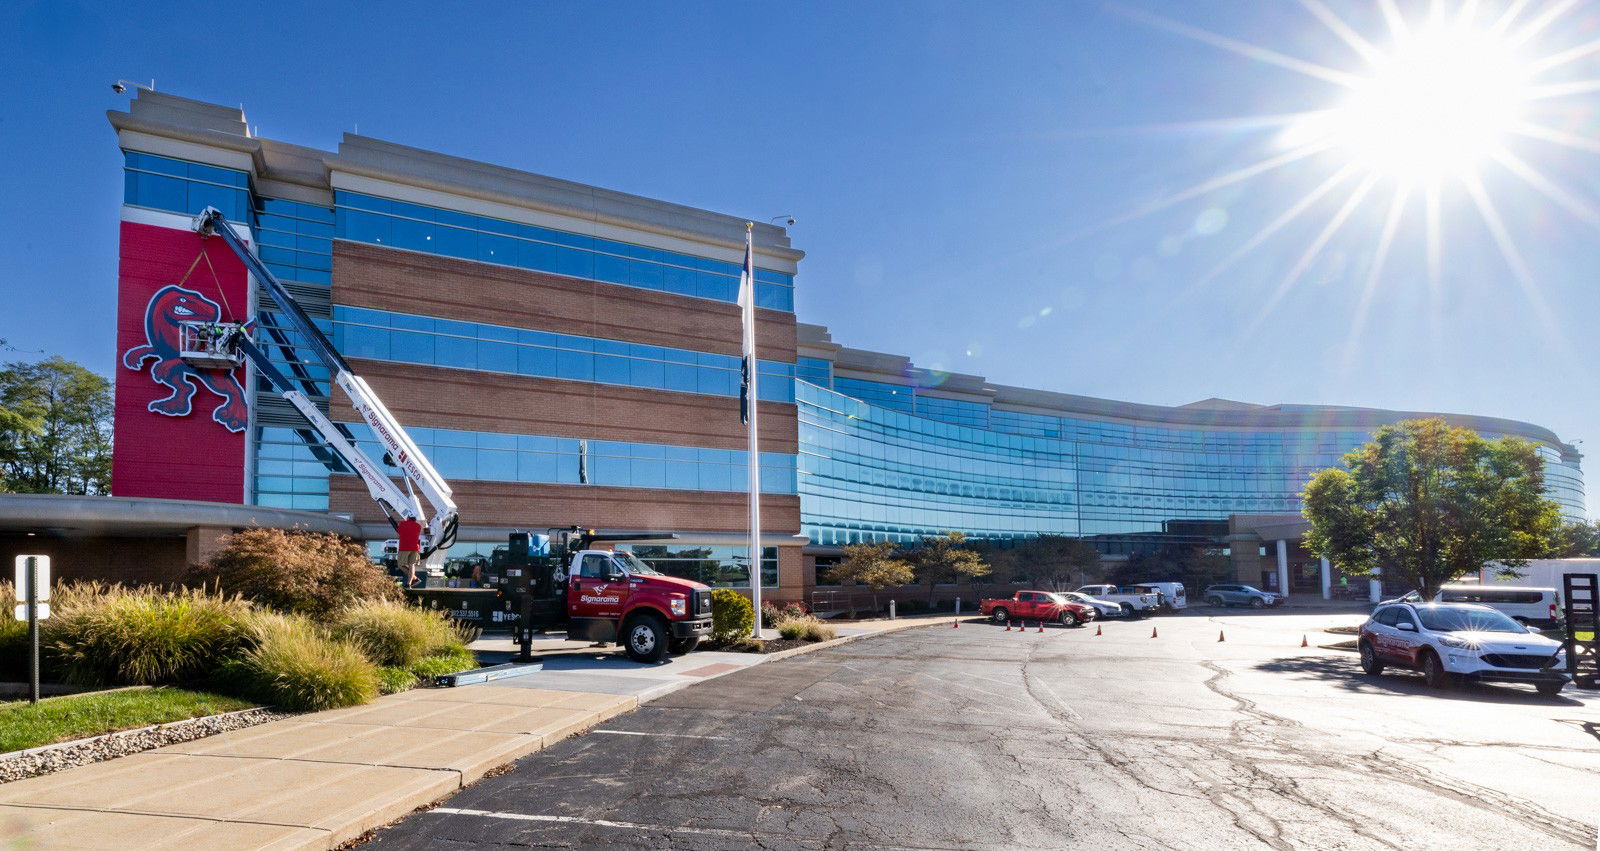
[588,730,727,740]
[429,808,756,838]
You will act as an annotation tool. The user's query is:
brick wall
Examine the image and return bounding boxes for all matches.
[330,478,800,533]
[332,242,797,363]
[0,534,189,586]
[329,360,798,455]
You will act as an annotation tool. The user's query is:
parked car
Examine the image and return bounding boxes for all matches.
[1398,585,1562,628]
[978,590,1097,627]
[1060,590,1124,618]
[1202,584,1281,608]
[1358,601,1569,697]
[1133,582,1187,611]
[1074,585,1159,617]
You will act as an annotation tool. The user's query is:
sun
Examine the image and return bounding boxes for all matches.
[1312,24,1532,180]
[1103,0,1600,334]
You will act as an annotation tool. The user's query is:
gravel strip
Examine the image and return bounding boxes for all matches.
[0,707,287,783]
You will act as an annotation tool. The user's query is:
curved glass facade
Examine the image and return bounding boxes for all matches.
[798,381,1587,549]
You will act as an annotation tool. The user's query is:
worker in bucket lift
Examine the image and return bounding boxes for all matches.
[396,513,423,589]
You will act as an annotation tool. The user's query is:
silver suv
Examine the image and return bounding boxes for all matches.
[1203,584,1281,608]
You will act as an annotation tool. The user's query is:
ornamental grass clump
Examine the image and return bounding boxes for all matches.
[223,611,378,711]
[331,600,465,668]
[44,584,249,686]
[777,615,836,643]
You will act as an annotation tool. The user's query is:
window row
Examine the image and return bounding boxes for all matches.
[334,191,795,312]
[342,423,798,495]
[331,307,796,404]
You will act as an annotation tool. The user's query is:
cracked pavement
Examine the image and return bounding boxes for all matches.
[366,611,1600,849]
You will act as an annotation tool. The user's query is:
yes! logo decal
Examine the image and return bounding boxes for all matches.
[121,285,248,433]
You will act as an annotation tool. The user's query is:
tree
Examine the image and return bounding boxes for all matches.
[1550,520,1600,558]
[1302,418,1562,600]
[908,531,990,602]
[829,541,915,616]
[1010,536,1101,590]
[0,356,113,495]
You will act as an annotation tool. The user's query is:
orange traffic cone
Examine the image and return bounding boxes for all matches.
[1218,630,1225,642]
[1038,621,1045,633]
[1004,620,1011,631]
[1301,634,1309,648]
[1150,626,1159,639]
[1095,624,1102,636]
[1019,621,1027,636]
[952,618,959,629]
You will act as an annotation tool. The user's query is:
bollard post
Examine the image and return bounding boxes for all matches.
[889,599,896,620]
[955,597,961,616]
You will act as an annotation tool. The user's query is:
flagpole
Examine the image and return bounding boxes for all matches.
[742,222,763,638]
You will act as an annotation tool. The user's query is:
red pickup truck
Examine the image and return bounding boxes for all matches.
[979,590,1096,627]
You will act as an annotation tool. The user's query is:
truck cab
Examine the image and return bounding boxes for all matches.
[564,548,713,660]
[487,530,713,663]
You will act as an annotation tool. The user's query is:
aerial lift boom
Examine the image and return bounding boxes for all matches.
[183,207,458,561]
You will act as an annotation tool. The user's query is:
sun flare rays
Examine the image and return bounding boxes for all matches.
[1110,0,1600,340]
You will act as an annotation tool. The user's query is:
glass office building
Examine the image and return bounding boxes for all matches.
[795,325,1587,552]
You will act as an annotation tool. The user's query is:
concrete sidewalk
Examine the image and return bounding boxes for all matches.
[0,616,938,850]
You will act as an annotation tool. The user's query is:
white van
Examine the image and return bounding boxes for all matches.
[1134,582,1187,611]
[1403,585,1562,628]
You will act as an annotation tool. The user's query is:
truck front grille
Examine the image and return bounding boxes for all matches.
[694,589,712,616]
[1481,653,1558,670]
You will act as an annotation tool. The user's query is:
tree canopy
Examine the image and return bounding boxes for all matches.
[1302,418,1562,599]
[0,356,113,495]
[908,532,990,601]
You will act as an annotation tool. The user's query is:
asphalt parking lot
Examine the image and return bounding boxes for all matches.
[366,610,1600,849]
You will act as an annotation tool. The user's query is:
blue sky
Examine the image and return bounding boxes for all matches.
[4,1,1599,517]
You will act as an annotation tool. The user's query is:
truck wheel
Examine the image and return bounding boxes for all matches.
[1249,597,1266,609]
[1120,603,1136,619]
[990,607,1010,625]
[1535,681,1563,698]
[1205,595,1223,607]
[668,636,700,655]
[623,614,669,663]
[1059,611,1080,628]
[1358,641,1384,676]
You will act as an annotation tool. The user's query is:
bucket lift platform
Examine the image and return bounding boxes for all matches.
[176,321,246,369]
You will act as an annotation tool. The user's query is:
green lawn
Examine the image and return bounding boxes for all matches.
[0,687,255,753]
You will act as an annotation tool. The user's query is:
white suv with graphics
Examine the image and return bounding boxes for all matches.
[1358,602,1569,697]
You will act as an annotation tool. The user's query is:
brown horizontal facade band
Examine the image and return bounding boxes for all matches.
[331,242,797,363]
[330,359,799,455]
[330,478,801,534]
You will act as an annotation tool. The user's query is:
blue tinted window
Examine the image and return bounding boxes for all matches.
[332,190,795,312]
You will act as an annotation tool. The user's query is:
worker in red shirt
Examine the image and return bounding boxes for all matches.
[396,514,423,589]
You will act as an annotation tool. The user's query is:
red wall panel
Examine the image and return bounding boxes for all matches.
[111,220,250,503]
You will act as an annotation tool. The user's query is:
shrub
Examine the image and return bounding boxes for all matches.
[375,666,419,695]
[801,619,837,642]
[331,600,465,667]
[778,615,836,643]
[0,584,27,681]
[44,585,249,686]
[407,648,477,681]
[225,611,378,711]
[192,528,400,617]
[710,590,754,642]
[761,601,809,628]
